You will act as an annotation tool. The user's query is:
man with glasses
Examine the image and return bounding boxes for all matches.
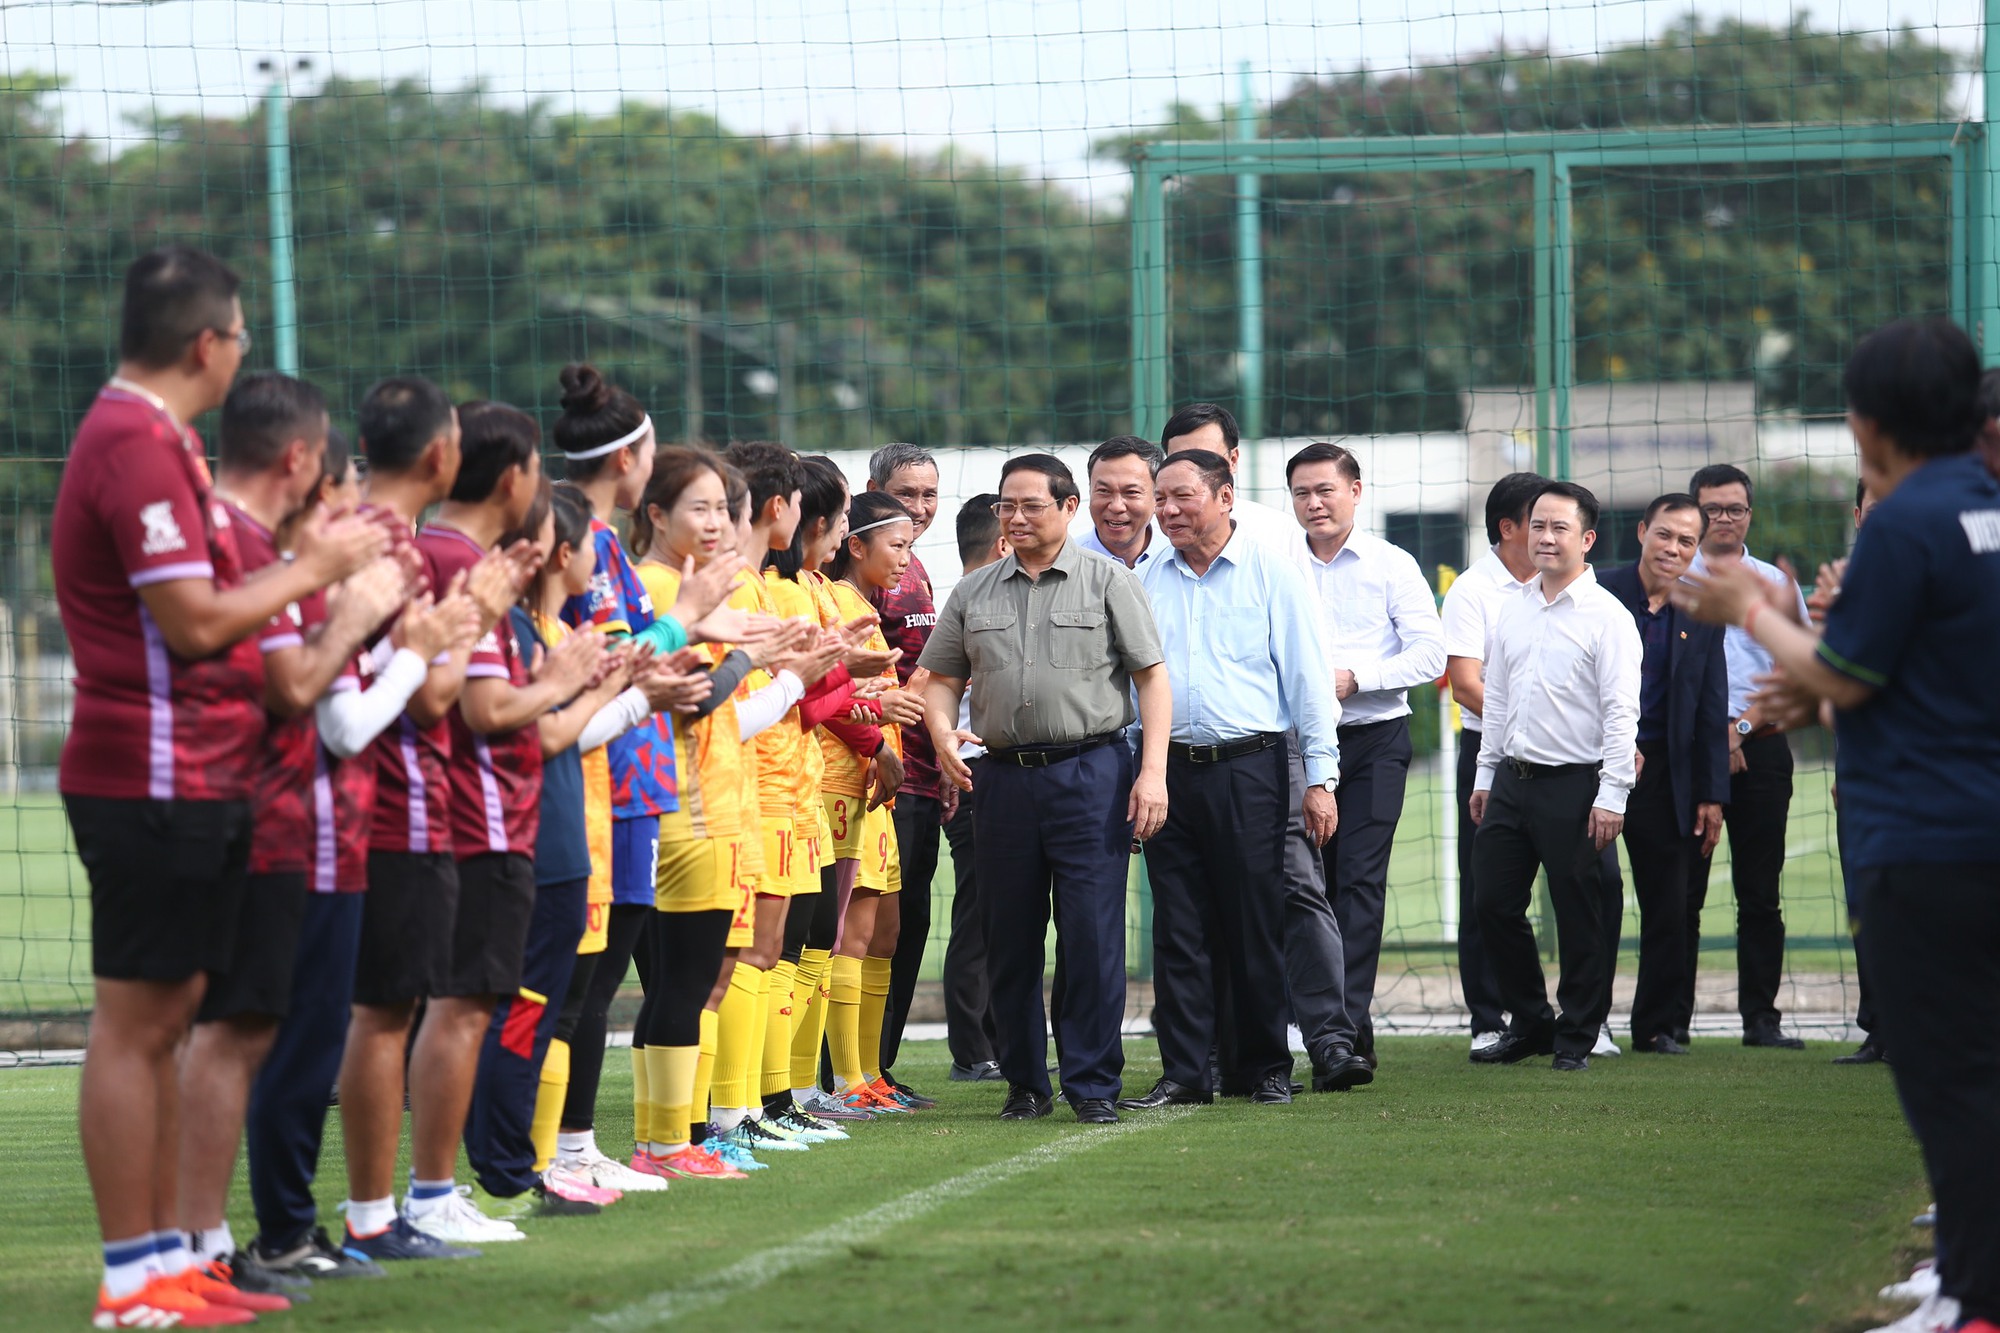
[919,455,1171,1126]
[1685,464,1812,1050]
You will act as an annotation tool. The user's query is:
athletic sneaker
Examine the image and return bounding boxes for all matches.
[1865,1293,1960,1333]
[342,1214,480,1261]
[93,1273,254,1328]
[177,1261,293,1314]
[724,1118,809,1153]
[528,1181,602,1217]
[747,1114,810,1145]
[840,1083,908,1115]
[210,1248,309,1296]
[799,1087,874,1122]
[702,1132,769,1172]
[880,1076,937,1109]
[1880,1260,1941,1304]
[249,1226,386,1281]
[648,1145,748,1180]
[1591,1024,1622,1057]
[558,1145,666,1194]
[541,1162,624,1205]
[773,1105,850,1142]
[469,1181,535,1223]
[403,1187,527,1244]
[1470,1031,1505,1056]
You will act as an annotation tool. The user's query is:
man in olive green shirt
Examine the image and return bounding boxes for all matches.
[920,453,1171,1126]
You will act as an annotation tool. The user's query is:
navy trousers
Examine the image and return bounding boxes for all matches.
[246,892,363,1249]
[974,742,1133,1102]
[466,878,587,1198]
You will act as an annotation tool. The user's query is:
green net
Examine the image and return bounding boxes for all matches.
[1,4,1982,1055]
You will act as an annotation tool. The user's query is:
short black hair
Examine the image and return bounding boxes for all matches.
[1157,448,1233,496]
[451,401,540,504]
[358,376,455,474]
[1842,317,1983,460]
[322,426,354,489]
[999,453,1079,505]
[119,246,242,369]
[958,493,1002,564]
[1087,435,1163,479]
[1640,492,1707,535]
[1533,480,1600,533]
[1160,402,1239,454]
[1689,463,1753,508]
[728,441,806,524]
[1482,472,1546,545]
[217,371,327,473]
[1284,441,1361,485]
[1979,367,2000,423]
[1855,478,1868,510]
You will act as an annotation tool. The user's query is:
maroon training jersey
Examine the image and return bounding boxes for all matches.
[316,653,378,893]
[868,552,939,800]
[54,386,266,802]
[422,524,543,858]
[364,504,452,854]
[224,501,326,875]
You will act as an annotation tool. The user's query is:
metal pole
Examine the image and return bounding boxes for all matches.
[265,67,299,376]
[1980,0,2000,360]
[1551,158,1574,481]
[1530,158,1553,477]
[1129,162,1171,439]
[1235,62,1265,447]
[684,308,703,444]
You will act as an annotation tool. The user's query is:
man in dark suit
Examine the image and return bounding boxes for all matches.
[1598,494,1730,1054]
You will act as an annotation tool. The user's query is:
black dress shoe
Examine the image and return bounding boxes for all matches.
[1833,1041,1887,1065]
[1672,1028,1691,1046]
[1115,1078,1212,1110]
[1469,1030,1556,1065]
[1743,1025,1805,1051]
[1312,1045,1375,1092]
[1552,1053,1589,1072]
[998,1085,1052,1120]
[1250,1073,1293,1105]
[1072,1097,1119,1124]
[1635,1034,1689,1055]
[950,1060,1003,1082]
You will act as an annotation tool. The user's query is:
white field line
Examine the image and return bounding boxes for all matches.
[579,1107,1199,1332]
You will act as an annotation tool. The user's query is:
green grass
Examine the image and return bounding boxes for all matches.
[0,763,1861,1018]
[0,1038,1932,1330]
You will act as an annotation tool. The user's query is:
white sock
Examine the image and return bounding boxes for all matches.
[712,1106,749,1132]
[556,1130,595,1159]
[101,1235,157,1301]
[403,1178,455,1217]
[747,1105,767,1122]
[150,1231,191,1277]
[651,1140,686,1157]
[185,1221,234,1265]
[343,1196,397,1237]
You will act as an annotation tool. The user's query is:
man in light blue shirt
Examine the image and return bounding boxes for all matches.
[1120,448,1369,1109]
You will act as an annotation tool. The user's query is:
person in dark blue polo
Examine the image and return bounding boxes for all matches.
[1598,495,1728,1055]
[1679,317,2000,1327]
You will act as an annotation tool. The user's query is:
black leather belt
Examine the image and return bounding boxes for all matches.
[987,734,1120,769]
[1169,732,1283,765]
[1505,758,1601,780]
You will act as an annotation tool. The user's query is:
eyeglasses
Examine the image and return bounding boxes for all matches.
[213,326,253,354]
[991,500,1055,520]
[1700,504,1750,521]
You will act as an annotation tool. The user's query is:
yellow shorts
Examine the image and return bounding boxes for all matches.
[654,835,746,915]
[790,817,824,894]
[855,802,901,894]
[726,869,756,948]
[760,824,803,899]
[823,793,868,863]
[742,817,767,888]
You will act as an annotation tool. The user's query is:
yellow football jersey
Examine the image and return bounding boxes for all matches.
[817,577,901,800]
[635,561,750,842]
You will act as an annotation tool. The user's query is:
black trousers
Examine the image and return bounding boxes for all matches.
[975,742,1132,1101]
[940,763,999,1068]
[1323,718,1413,1053]
[881,793,942,1075]
[1456,730,1507,1034]
[1145,742,1292,1091]
[1474,765,1615,1057]
[1684,731,1791,1031]
[1835,806,1878,1043]
[560,903,648,1131]
[1280,739,1354,1064]
[1623,740,1696,1046]
[1861,861,2000,1321]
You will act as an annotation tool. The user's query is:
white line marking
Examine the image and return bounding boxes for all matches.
[579,1108,1198,1331]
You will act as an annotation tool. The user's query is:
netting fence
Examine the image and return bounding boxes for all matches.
[2,0,1988,1055]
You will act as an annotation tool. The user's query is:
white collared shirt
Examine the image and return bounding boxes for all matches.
[1075,519,1169,575]
[1293,531,1446,728]
[1687,546,1811,717]
[1439,547,1534,733]
[1473,565,1642,814]
[1227,494,1303,556]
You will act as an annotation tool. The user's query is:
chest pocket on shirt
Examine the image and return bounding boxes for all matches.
[1214,605,1269,663]
[1533,634,1592,690]
[1048,608,1108,669]
[965,611,1018,670]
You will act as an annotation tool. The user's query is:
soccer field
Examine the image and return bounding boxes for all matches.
[0,1039,1928,1330]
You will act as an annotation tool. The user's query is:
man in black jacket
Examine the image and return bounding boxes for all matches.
[1598,495,1730,1054]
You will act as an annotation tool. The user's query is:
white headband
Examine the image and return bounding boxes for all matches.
[562,414,652,461]
[848,514,913,538]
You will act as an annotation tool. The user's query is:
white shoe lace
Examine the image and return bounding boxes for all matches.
[410,1187,523,1240]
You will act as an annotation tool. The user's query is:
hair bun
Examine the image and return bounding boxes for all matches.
[558,363,613,416]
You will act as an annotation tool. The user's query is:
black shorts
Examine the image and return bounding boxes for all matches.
[65,796,251,984]
[197,871,310,1022]
[443,853,536,999]
[354,851,458,1006]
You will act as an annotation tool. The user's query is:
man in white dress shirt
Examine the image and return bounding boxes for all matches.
[1160,402,1298,553]
[1469,482,1641,1071]
[1286,443,1446,1069]
[1075,436,1168,574]
[1441,473,1544,1053]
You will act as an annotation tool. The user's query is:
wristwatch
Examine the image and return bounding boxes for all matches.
[1320,779,1339,793]
[1734,719,1755,737]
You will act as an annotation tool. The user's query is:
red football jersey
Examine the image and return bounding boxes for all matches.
[868,552,940,800]
[422,524,543,857]
[53,385,266,802]
[363,504,452,854]
[223,501,327,875]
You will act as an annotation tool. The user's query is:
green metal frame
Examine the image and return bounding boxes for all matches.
[1129,122,1983,478]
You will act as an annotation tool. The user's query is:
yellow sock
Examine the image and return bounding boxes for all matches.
[827,954,866,1092]
[530,1038,570,1173]
[713,962,764,1113]
[630,1044,652,1147]
[859,955,892,1083]
[790,948,833,1090]
[762,959,799,1099]
[650,1044,700,1152]
[692,1007,720,1135]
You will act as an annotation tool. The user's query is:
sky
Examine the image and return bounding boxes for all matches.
[0,0,1984,202]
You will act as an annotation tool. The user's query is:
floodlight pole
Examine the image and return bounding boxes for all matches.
[1234,62,1265,448]
[1981,0,2000,362]
[261,59,303,377]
